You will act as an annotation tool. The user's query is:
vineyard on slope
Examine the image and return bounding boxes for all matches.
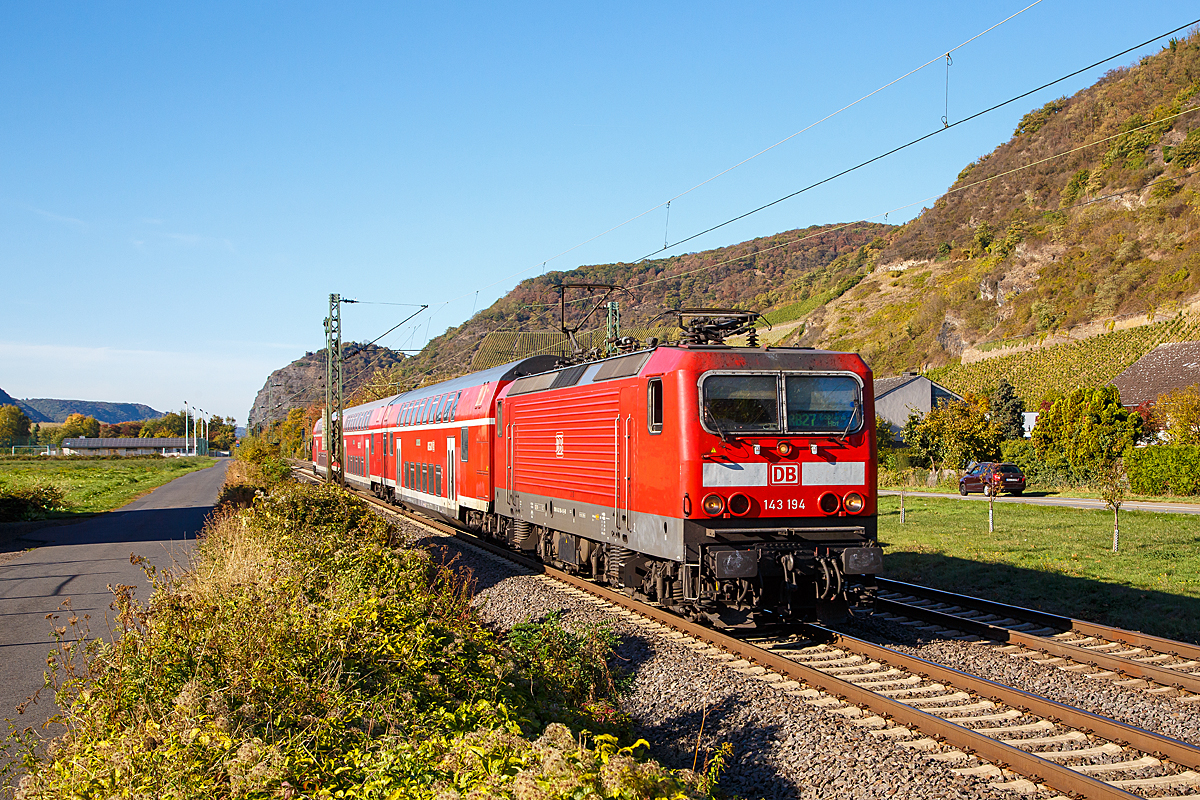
[927,313,1200,404]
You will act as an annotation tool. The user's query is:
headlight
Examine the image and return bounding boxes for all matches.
[818,492,841,514]
[776,441,792,456]
[702,493,725,516]
[844,492,865,514]
[728,492,751,516]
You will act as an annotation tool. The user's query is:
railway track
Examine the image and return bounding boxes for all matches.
[297,470,1200,798]
[874,578,1200,701]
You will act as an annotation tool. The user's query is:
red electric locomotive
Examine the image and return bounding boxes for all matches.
[313,312,880,625]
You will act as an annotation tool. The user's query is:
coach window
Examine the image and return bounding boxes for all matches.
[435,465,443,496]
[460,427,469,461]
[449,392,460,422]
[647,378,663,434]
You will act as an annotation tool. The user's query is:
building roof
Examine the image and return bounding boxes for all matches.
[873,374,921,398]
[1110,341,1200,407]
[63,437,189,448]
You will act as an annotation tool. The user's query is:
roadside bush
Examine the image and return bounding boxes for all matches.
[0,483,65,522]
[6,482,717,799]
[234,434,292,488]
[1125,445,1200,495]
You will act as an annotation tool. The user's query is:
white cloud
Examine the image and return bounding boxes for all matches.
[29,206,86,230]
[0,341,282,422]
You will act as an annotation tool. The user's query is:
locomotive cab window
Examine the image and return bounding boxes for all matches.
[647,378,663,434]
[701,374,778,433]
[785,375,862,434]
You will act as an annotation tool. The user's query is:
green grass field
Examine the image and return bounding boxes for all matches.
[878,495,1200,643]
[0,456,216,517]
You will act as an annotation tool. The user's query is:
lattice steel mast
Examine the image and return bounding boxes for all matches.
[324,293,346,486]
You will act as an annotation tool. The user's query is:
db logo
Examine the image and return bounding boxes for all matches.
[555,432,564,458]
[769,464,799,485]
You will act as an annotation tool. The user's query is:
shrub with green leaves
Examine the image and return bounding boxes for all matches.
[0,482,65,522]
[5,482,719,799]
[1125,445,1200,495]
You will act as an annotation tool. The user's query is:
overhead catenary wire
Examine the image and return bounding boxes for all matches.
[631,105,1200,293]
[631,15,1200,264]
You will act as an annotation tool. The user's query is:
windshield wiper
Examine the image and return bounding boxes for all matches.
[839,399,862,441]
[704,407,734,443]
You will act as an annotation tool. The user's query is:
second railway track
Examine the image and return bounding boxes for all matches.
[298,469,1200,799]
[874,578,1200,701]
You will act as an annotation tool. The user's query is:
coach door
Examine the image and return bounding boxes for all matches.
[446,435,457,503]
[400,438,410,494]
[615,386,637,532]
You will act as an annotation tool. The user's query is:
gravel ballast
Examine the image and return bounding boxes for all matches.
[851,616,1200,749]
[399,519,1021,800]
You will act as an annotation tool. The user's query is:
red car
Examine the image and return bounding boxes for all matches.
[959,462,1026,496]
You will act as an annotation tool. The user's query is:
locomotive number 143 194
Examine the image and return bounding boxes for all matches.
[764,498,805,511]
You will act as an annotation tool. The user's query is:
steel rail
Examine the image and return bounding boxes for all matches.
[293,470,1189,799]
[875,597,1200,696]
[878,578,1200,662]
[813,626,1200,769]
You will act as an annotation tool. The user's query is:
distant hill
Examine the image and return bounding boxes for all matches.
[0,387,49,422]
[248,343,406,429]
[371,222,890,391]
[797,32,1200,380]
[19,398,164,424]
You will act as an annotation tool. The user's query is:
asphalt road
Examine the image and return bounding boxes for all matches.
[0,459,229,762]
[879,489,1200,515]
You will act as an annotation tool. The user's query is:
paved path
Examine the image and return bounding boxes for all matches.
[0,459,229,758]
[880,489,1200,515]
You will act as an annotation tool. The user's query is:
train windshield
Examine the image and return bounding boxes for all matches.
[784,375,862,433]
[701,375,779,433]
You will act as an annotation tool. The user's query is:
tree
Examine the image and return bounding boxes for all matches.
[99,421,145,438]
[1031,386,1144,481]
[1151,384,1200,445]
[0,404,31,446]
[59,413,100,440]
[207,416,238,452]
[140,411,187,438]
[989,379,1027,441]
[902,394,1002,473]
[1097,457,1127,552]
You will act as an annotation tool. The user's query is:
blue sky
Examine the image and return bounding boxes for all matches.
[2,2,1197,423]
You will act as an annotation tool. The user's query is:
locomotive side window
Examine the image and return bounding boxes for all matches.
[647,378,663,434]
[701,375,779,433]
[496,401,503,435]
[784,375,862,433]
